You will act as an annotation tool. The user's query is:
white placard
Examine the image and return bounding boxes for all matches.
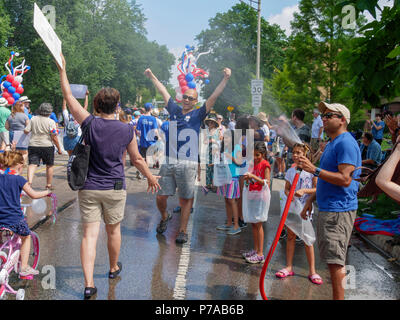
[12,131,31,149]
[33,3,63,69]
[70,84,88,99]
[251,79,264,95]
[252,94,262,108]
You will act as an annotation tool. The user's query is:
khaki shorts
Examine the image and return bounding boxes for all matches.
[157,162,198,199]
[317,210,357,266]
[78,189,127,225]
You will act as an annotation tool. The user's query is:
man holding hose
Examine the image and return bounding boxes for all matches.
[297,102,361,300]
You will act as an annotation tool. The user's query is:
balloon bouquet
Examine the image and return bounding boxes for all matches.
[175,45,210,102]
[0,51,30,106]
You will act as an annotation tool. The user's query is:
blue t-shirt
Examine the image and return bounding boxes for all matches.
[49,112,59,123]
[228,144,242,178]
[166,98,208,161]
[136,115,158,148]
[371,121,385,140]
[317,132,361,212]
[0,174,27,227]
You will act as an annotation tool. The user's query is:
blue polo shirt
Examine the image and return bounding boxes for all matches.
[136,115,158,148]
[166,98,208,161]
[317,132,361,212]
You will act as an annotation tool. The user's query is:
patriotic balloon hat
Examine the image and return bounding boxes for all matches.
[175,45,210,102]
[0,51,31,106]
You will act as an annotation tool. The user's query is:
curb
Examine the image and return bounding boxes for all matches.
[355,231,400,267]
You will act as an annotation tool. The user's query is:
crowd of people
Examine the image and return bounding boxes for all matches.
[1,52,400,301]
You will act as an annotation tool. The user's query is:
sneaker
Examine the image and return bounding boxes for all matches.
[156,212,172,234]
[242,249,257,259]
[19,266,39,277]
[226,226,241,235]
[173,206,181,213]
[280,229,287,240]
[239,219,247,229]
[176,231,188,244]
[246,254,265,264]
[216,224,232,231]
[108,262,122,279]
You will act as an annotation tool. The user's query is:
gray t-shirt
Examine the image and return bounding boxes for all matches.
[7,113,29,131]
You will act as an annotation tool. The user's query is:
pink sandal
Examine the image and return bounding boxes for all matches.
[308,274,323,285]
[275,268,295,279]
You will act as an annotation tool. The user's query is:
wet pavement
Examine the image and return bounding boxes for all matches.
[3,160,400,300]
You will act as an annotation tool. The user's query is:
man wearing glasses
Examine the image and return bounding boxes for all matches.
[297,102,361,300]
[144,67,231,244]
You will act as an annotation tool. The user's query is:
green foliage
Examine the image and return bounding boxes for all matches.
[268,0,366,124]
[195,3,287,117]
[359,193,399,220]
[336,0,400,107]
[0,0,175,112]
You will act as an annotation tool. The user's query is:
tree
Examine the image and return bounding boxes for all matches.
[195,3,287,116]
[337,0,400,107]
[1,0,175,112]
[268,0,365,123]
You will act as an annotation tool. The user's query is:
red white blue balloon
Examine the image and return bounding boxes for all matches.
[0,52,30,106]
[175,45,210,102]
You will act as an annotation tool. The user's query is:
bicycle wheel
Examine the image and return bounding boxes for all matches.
[29,232,40,270]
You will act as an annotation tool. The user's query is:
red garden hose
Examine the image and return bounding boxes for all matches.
[259,169,301,300]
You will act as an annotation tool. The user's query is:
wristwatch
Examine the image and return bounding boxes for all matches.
[314,167,322,177]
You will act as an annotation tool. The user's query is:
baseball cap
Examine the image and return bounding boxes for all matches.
[318,101,351,124]
[144,103,153,111]
[0,97,8,107]
[134,111,141,116]
[256,112,268,122]
[19,96,31,103]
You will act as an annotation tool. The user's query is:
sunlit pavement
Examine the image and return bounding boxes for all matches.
[5,157,400,300]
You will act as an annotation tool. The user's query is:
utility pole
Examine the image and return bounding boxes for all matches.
[240,0,263,115]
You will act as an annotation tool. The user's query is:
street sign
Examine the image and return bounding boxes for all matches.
[252,94,262,108]
[251,79,263,95]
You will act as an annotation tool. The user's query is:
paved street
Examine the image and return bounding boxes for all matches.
[4,155,400,300]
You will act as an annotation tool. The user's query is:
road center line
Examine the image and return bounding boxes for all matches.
[173,177,200,300]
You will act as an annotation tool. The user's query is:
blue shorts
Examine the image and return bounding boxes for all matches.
[63,135,80,151]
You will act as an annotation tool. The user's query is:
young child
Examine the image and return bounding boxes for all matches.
[216,130,243,235]
[242,141,271,264]
[275,143,323,285]
[0,151,51,278]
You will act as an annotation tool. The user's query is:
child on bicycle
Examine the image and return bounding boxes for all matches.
[0,151,51,278]
[242,141,271,264]
[275,143,323,285]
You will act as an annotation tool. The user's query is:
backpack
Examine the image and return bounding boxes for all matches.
[67,117,94,191]
[66,115,79,139]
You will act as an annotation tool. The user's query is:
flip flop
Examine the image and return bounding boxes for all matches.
[308,273,323,285]
[275,268,295,279]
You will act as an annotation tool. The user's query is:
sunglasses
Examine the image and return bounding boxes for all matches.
[182,95,196,102]
[322,112,343,119]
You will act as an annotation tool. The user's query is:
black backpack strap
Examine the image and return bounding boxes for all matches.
[78,116,95,145]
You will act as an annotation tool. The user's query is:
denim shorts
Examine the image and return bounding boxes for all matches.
[63,135,80,151]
